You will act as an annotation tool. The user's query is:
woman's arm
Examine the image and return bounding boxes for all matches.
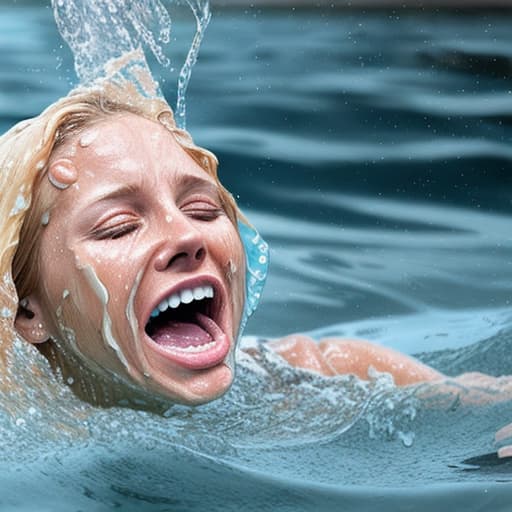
[266,334,512,458]
[266,334,443,385]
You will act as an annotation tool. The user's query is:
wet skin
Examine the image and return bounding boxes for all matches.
[267,334,443,385]
[18,114,245,405]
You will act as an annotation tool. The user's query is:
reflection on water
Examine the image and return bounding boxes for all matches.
[0,4,512,510]
[253,193,512,339]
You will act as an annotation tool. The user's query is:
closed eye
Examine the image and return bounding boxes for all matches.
[90,213,141,240]
[92,222,140,240]
[181,199,224,221]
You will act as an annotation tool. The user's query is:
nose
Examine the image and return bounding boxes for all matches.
[153,215,207,273]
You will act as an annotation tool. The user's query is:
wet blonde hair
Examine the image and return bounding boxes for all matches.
[0,81,238,361]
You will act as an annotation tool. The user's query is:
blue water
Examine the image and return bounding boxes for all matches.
[1,4,512,511]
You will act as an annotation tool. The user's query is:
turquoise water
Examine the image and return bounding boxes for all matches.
[1,4,512,511]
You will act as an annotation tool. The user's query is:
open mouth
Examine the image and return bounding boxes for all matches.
[144,283,231,370]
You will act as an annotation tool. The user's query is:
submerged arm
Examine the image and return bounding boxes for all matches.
[266,334,512,458]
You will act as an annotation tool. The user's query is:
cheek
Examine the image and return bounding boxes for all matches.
[72,237,146,288]
[231,242,245,294]
[39,248,102,338]
[38,230,133,331]
[211,223,243,271]
[67,246,138,334]
[38,230,74,307]
[212,225,245,313]
[38,237,141,375]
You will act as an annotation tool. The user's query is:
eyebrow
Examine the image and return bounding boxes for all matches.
[178,174,219,194]
[173,174,222,205]
[88,174,218,207]
[89,183,143,206]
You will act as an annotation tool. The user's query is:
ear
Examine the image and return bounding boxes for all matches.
[14,295,50,344]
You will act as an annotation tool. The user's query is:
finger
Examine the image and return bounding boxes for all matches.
[495,423,512,443]
[498,445,512,459]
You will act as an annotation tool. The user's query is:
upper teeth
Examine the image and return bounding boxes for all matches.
[150,285,214,319]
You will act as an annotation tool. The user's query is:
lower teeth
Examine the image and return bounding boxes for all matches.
[171,341,216,353]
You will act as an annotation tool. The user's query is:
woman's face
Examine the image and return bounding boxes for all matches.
[34,113,245,405]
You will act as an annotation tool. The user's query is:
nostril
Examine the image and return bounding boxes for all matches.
[168,252,186,267]
[156,244,206,271]
[164,248,204,268]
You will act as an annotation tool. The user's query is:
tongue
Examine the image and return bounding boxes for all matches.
[151,313,222,349]
[152,322,212,348]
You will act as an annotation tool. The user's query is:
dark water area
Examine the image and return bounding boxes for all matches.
[186,8,512,345]
[1,4,512,511]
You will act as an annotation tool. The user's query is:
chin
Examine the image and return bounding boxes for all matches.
[152,361,236,406]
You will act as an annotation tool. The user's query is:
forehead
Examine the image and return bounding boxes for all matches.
[56,113,213,188]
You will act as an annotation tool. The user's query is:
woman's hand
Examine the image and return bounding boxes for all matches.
[495,423,512,458]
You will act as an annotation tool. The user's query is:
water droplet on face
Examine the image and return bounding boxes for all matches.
[0,307,12,318]
[48,159,78,190]
[62,289,70,299]
[36,160,46,172]
[10,189,28,217]
[74,254,85,270]
[165,215,173,223]
[41,211,50,226]
[79,129,99,148]
[70,144,78,157]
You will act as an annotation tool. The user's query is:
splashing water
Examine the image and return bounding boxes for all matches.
[238,220,269,336]
[174,0,211,129]
[51,0,211,128]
